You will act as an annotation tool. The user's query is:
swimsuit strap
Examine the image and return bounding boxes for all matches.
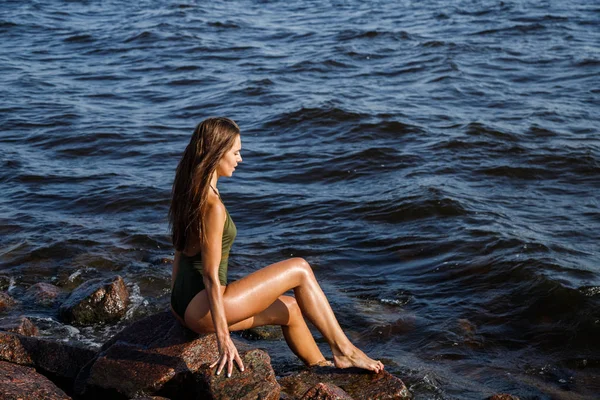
[209,185,221,199]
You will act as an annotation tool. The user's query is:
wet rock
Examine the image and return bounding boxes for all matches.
[0,291,16,312]
[0,331,97,381]
[489,395,520,400]
[0,275,11,291]
[131,397,170,400]
[0,360,71,400]
[279,367,411,400]
[301,382,353,399]
[194,348,280,400]
[26,282,63,306]
[0,331,33,364]
[0,316,39,336]
[75,311,280,400]
[59,275,129,325]
[240,325,284,340]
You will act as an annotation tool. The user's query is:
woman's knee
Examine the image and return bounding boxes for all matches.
[290,257,314,280]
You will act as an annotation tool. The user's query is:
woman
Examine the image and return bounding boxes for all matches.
[169,117,384,378]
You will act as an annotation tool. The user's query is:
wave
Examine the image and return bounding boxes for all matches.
[264,106,365,129]
[336,29,412,42]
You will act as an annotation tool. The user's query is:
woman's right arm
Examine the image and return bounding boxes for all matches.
[201,201,244,377]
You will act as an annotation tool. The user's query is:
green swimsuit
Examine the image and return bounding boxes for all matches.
[171,207,237,320]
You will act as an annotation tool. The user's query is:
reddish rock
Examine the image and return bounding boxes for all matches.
[76,311,280,399]
[195,348,280,400]
[0,291,16,311]
[59,275,129,325]
[489,395,520,400]
[133,397,170,400]
[301,382,353,399]
[0,360,70,400]
[241,325,284,340]
[0,331,33,365]
[279,367,411,400]
[0,331,96,380]
[26,282,63,306]
[0,316,39,336]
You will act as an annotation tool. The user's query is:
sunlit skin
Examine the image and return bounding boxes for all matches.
[171,134,384,377]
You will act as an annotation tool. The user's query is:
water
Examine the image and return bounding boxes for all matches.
[1,0,599,398]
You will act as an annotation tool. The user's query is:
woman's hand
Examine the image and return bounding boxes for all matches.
[210,334,245,377]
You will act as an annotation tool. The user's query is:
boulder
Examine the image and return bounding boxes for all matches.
[240,325,284,341]
[489,395,520,400]
[75,311,280,400]
[0,331,97,381]
[0,275,10,291]
[0,291,16,312]
[279,366,411,400]
[301,382,353,399]
[193,348,280,400]
[0,316,39,336]
[26,282,63,306]
[59,275,129,325]
[0,360,71,400]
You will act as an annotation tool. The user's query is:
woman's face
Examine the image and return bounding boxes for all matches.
[217,135,242,177]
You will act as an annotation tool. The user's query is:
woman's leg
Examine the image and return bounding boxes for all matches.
[188,293,326,366]
[184,258,383,373]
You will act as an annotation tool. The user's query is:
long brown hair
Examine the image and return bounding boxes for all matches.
[169,117,240,251]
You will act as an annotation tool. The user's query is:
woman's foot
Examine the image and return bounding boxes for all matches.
[332,345,384,373]
[308,358,334,368]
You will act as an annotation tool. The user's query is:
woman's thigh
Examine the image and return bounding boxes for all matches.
[184,258,310,332]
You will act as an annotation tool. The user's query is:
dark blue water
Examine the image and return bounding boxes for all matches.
[1,1,599,398]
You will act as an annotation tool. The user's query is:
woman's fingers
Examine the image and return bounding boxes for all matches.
[235,352,245,372]
[216,354,227,376]
[227,357,233,377]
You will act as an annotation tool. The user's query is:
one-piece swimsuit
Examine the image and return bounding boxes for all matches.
[170,195,236,320]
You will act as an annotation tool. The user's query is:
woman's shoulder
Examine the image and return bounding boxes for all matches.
[205,191,226,221]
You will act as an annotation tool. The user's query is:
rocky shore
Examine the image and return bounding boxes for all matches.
[0,275,519,399]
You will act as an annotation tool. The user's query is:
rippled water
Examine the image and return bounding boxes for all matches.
[1,0,599,398]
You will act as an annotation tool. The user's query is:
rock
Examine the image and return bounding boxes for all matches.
[279,367,411,400]
[59,275,129,325]
[301,382,353,399]
[75,311,280,400]
[0,316,39,336]
[0,360,71,400]
[240,325,284,340]
[0,331,33,365]
[0,331,97,381]
[194,348,280,400]
[489,395,520,400]
[26,282,63,306]
[0,275,11,291]
[0,291,16,312]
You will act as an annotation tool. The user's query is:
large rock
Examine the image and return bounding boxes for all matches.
[193,348,280,400]
[241,325,284,341]
[26,282,63,306]
[0,331,97,381]
[301,382,353,399]
[59,275,129,325]
[279,366,411,400]
[0,316,39,336]
[0,360,71,400]
[75,311,280,400]
[0,291,16,312]
[0,275,11,291]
